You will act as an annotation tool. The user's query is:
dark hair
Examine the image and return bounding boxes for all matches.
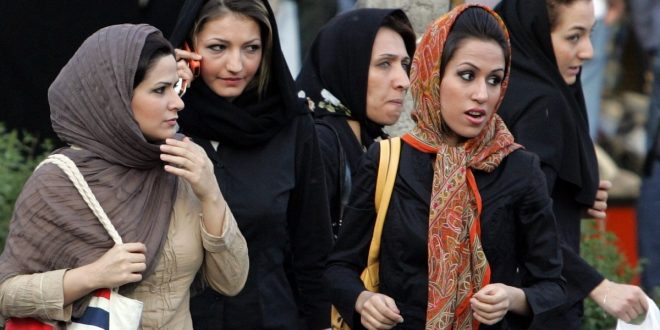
[190,0,272,97]
[546,0,590,30]
[381,11,416,72]
[440,7,509,79]
[134,32,175,88]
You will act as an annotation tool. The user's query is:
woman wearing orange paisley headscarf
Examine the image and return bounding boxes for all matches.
[325,4,565,329]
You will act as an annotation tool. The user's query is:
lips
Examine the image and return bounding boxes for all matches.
[465,109,486,125]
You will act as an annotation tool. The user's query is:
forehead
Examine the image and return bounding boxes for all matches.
[553,0,595,31]
[198,13,261,38]
[142,55,178,82]
[371,27,408,56]
[447,38,505,69]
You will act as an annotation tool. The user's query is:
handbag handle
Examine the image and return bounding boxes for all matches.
[36,154,123,245]
[366,137,401,268]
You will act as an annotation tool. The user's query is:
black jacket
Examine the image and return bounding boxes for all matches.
[326,141,565,329]
[189,114,332,330]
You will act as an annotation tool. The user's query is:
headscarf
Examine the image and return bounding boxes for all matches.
[296,8,416,150]
[0,24,178,316]
[400,4,520,329]
[169,0,307,148]
[495,0,598,206]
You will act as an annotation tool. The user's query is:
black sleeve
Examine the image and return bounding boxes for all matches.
[287,115,333,330]
[315,122,341,234]
[325,143,380,330]
[506,98,605,303]
[515,155,566,324]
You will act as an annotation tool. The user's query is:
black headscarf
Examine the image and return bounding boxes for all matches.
[495,0,598,206]
[296,8,416,149]
[169,0,306,148]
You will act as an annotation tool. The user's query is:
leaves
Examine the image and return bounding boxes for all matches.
[0,124,51,253]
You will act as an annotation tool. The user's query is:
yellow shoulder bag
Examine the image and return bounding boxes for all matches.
[331,137,401,330]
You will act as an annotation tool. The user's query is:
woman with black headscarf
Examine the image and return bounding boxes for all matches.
[169,0,332,328]
[296,8,416,240]
[0,24,248,329]
[495,0,648,327]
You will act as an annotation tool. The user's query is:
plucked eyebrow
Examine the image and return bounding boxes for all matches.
[206,37,261,45]
[457,62,505,74]
[375,53,411,61]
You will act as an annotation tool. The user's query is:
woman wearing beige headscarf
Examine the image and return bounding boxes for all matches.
[0,24,248,329]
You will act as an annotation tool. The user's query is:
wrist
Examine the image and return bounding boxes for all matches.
[589,279,611,303]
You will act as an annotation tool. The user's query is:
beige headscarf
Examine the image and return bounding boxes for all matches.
[0,24,177,316]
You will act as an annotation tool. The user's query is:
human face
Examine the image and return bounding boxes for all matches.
[439,38,505,146]
[195,13,262,101]
[366,27,411,125]
[132,55,184,142]
[550,0,595,85]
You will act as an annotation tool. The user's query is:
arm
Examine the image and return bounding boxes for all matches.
[0,243,146,321]
[472,154,565,325]
[287,116,334,329]
[200,204,249,296]
[160,137,249,296]
[326,143,401,329]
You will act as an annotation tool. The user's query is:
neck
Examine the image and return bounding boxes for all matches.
[347,119,362,144]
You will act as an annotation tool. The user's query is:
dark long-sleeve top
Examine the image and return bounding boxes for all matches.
[326,141,565,330]
[498,91,605,307]
[189,113,332,329]
[316,117,366,235]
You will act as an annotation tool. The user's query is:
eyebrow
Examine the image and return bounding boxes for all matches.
[376,53,411,60]
[458,62,505,73]
[207,37,261,45]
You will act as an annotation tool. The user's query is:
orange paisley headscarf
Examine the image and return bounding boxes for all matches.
[401,4,521,329]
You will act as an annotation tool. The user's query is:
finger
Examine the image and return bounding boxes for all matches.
[592,200,607,212]
[161,153,193,169]
[174,48,202,61]
[122,242,147,253]
[595,189,608,201]
[599,180,612,190]
[587,208,606,219]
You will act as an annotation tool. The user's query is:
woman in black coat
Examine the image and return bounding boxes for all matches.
[169,0,333,328]
[495,0,648,327]
[326,5,565,329]
[296,8,416,239]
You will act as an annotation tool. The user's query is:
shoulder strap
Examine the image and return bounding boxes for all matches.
[36,154,123,245]
[367,137,401,267]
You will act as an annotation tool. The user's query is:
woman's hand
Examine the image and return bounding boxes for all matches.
[63,243,146,305]
[174,48,202,84]
[590,279,649,323]
[471,283,529,325]
[355,291,403,330]
[161,137,220,202]
[587,180,611,219]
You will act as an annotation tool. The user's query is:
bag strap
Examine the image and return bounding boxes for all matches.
[367,137,401,267]
[36,154,123,245]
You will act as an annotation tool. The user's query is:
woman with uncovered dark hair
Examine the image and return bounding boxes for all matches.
[296,8,416,240]
[495,0,649,327]
[169,0,333,328]
[326,5,565,329]
[0,24,248,329]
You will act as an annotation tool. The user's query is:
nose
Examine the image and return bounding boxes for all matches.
[226,50,243,73]
[170,91,185,112]
[472,80,488,104]
[393,64,411,91]
[579,36,594,61]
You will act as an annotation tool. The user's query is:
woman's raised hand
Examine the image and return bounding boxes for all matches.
[161,137,220,202]
[356,291,404,329]
[174,48,202,84]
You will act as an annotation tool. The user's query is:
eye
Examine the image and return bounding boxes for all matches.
[208,44,226,52]
[246,44,261,53]
[401,59,411,72]
[377,61,391,69]
[458,70,475,81]
[153,86,166,94]
[566,34,580,43]
[487,75,503,86]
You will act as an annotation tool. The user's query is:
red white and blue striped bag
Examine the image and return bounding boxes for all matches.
[5,155,143,330]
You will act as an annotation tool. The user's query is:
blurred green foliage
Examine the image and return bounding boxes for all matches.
[0,124,51,253]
